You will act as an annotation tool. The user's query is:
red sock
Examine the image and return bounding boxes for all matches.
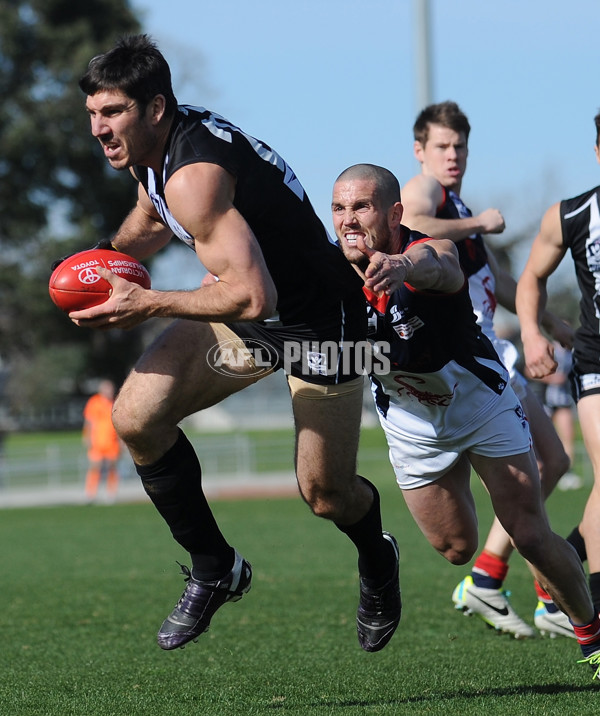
[572,613,600,657]
[534,581,553,603]
[472,551,509,588]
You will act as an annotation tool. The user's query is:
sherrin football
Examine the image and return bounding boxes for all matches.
[49,248,151,312]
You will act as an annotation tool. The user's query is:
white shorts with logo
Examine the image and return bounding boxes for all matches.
[378,381,532,490]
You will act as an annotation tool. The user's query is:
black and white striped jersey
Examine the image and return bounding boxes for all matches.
[133,105,362,325]
[560,185,600,364]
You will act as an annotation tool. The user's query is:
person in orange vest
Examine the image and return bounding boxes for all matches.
[83,379,120,502]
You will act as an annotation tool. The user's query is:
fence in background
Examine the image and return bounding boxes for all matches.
[0,401,593,508]
[0,432,302,506]
[6,353,594,499]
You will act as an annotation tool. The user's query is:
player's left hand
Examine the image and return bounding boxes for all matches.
[68,267,150,329]
[357,236,411,295]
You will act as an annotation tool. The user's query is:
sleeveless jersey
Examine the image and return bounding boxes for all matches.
[366,227,509,443]
[436,187,497,334]
[560,185,600,364]
[132,106,362,325]
[436,186,523,385]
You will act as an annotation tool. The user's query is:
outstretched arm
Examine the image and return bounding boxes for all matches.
[401,174,505,241]
[357,235,464,295]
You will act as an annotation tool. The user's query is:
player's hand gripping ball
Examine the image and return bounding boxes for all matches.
[48,248,151,312]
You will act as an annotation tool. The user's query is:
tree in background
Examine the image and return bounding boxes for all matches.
[0,0,145,427]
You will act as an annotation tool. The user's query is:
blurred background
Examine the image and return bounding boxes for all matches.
[0,0,595,504]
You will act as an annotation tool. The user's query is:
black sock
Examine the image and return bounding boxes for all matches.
[136,428,234,580]
[590,572,600,614]
[566,525,587,563]
[335,477,394,583]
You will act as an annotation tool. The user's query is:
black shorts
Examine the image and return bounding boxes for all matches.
[571,337,600,401]
[227,293,367,384]
[571,361,600,402]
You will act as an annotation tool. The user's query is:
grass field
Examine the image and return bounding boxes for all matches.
[0,428,597,715]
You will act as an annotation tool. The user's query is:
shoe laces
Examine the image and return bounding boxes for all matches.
[364,587,386,614]
[177,561,193,581]
[578,651,600,679]
[175,561,222,594]
[175,559,248,600]
[360,574,398,614]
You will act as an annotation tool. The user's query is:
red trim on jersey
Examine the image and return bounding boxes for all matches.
[363,287,390,313]
[409,236,435,247]
[438,185,447,213]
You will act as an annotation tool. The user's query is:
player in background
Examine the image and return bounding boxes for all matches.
[401,100,579,639]
[541,342,583,491]
[331,162,600,678]
[517,109,600,618]
[68,35,400,653]
[82,378,120,503]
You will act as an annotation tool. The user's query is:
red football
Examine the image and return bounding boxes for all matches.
[49,248,151,312]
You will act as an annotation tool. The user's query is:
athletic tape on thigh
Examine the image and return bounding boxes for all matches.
[287,374,364,400]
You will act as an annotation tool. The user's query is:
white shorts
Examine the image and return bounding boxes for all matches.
[381,383,532,490]
[490,336,528,400]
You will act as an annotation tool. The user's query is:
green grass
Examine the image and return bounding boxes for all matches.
[0,429,597,715]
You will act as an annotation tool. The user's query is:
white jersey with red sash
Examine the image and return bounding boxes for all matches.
[366,228,529,488]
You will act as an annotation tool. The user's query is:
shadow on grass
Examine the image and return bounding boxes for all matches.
[295,682,599,710]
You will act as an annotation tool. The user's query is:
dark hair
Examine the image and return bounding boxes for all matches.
[79,34,177,116]
[335,164,401,207]
[594,111,600,147]
[413,101,471,146]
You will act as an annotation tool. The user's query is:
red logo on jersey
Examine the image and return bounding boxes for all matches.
[481,275,497,318]
[393,375,457,406]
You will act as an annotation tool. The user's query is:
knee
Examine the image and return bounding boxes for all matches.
[437,540,477,566]
[300,475,361,521]
[111,394,135,442]
[301,485,342,520]
[444,547,476,566]
[111,392,153,448]
[297,465,371,523]
[427,529,477,565]
[424,521,478,564]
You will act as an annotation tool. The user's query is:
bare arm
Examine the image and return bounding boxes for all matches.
[357,235,464,295]
[110,185,174,260]
[482,241,573,346]
[401,174,505,241]
[163,163,278,321]
[69,163,278,328]
[516,203,569,378]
